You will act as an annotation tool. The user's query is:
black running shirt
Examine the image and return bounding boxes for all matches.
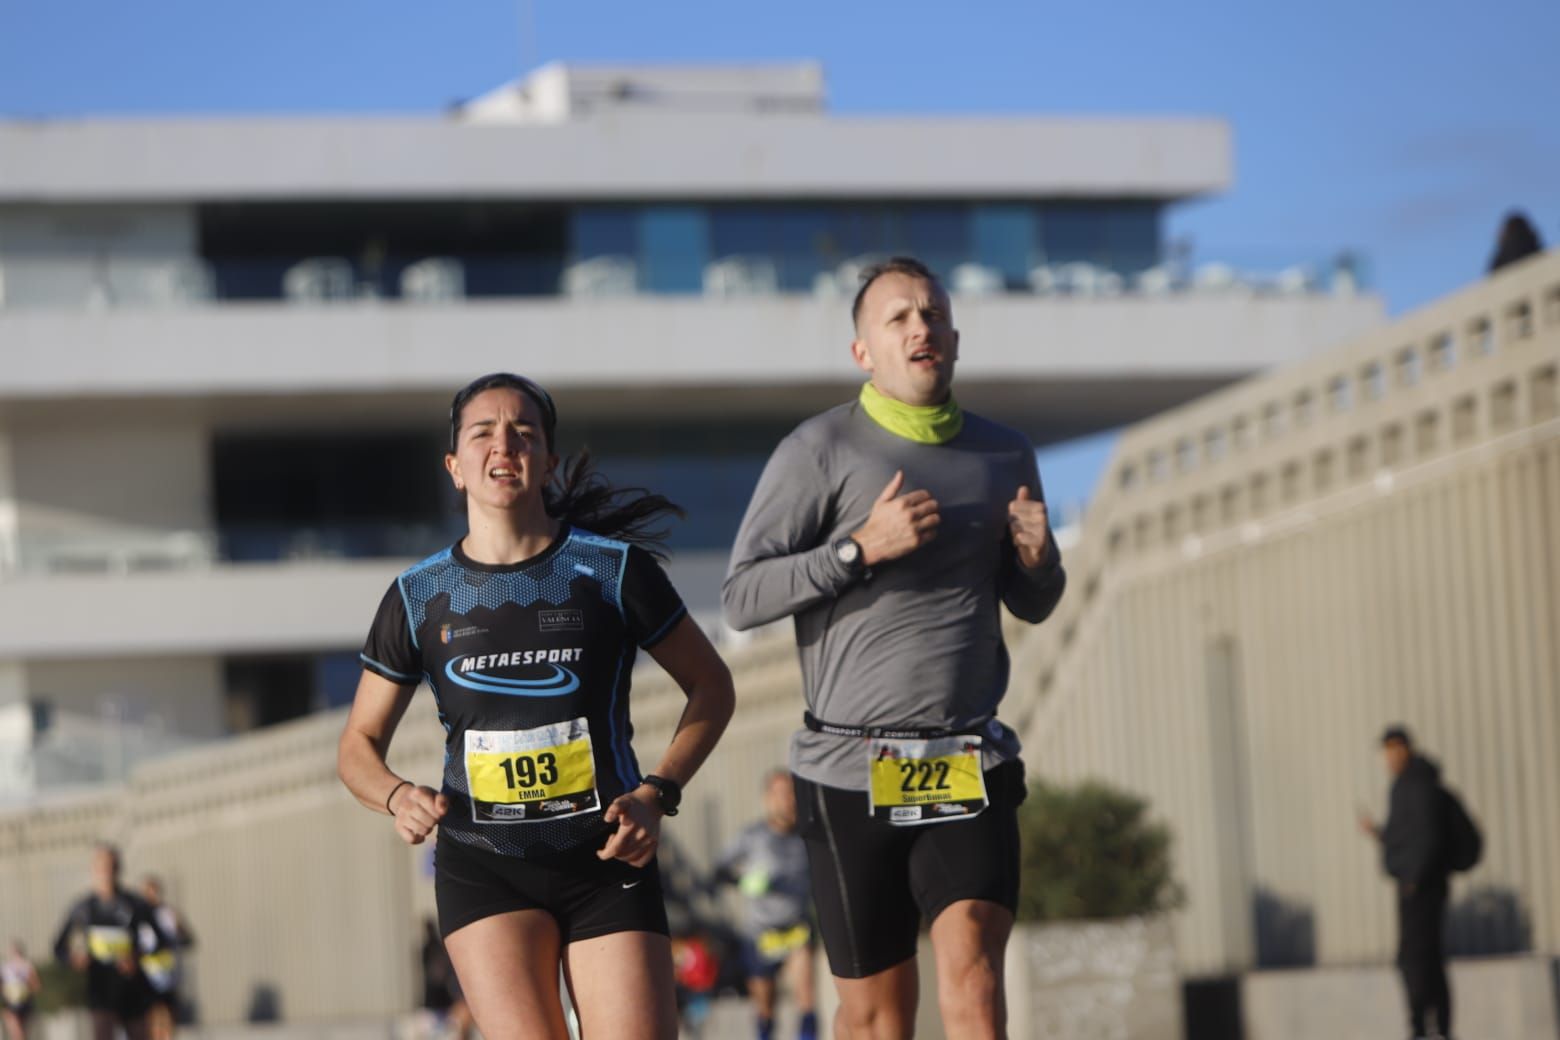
[361,527,687,859]
[52,890,158,983]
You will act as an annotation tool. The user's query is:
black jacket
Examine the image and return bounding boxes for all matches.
[1381,755,1446,886]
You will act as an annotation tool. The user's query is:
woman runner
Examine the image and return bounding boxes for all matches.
[339,373,735,1040]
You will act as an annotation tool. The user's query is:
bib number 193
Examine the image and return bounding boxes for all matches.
[498,752,559,790]
[465,718,599,823]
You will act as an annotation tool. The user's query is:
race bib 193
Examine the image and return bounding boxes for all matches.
[464,718,599,824]
[867,735,987,826]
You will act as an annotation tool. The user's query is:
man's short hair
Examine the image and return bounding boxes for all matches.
[1380,724,1413,748]
[851,256,943,329]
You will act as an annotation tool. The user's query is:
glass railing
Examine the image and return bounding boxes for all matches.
[0,706,208,795]
[1,529,219,577]
[218,522,453,563]
[0,250,1370,312]
[0,523,450,578]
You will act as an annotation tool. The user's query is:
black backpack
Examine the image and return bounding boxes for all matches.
[1441,786,1483,872]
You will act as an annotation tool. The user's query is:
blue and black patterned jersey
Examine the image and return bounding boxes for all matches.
[361,526,687,859]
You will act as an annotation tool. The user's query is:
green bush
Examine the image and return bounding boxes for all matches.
[34,960,86,1013]
[1016,778,1183,923]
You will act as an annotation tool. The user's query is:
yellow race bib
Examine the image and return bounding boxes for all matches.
[139,949,177,990]
[464,718,599,823]
[756,922,812,959]
[868,735,987,826]
[86,926,132,963]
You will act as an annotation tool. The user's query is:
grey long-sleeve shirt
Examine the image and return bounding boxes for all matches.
[723,400,1066,791]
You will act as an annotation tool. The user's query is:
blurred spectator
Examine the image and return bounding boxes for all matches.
[1,941,42,1040]
[1488,211,1543,273]
[712,770,817,1040]
[671,931,720,1038]
[1357,726,1453,1040]
[139,876,195,1040]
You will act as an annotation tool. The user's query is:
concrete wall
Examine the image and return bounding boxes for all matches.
[0,432,17,574]
[1242,956,1559,1040]
[0,292,1384,404]
[6,421,212,569]
[0,561,399,658]
[26,656,226,737]
[0,655,225,799]
[0,662,30,792]
[1014,250,1560,975]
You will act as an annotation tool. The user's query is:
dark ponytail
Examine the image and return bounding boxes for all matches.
[544,449,684,562]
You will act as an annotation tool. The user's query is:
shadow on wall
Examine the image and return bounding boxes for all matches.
[1252,887,1316,968]
[247,983,283,1024]
[1446,885,1532,957]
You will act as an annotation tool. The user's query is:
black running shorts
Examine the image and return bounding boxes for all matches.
[793,759,1025,979]
[85,967,152,1021]
[434,832,670,943]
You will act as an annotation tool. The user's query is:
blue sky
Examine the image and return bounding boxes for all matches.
[2,0,1554,506]
[3,0,1554,313]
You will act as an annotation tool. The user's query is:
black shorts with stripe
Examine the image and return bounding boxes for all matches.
[792,759,1025,979]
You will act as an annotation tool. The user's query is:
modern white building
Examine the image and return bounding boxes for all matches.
[0,62,1383,795]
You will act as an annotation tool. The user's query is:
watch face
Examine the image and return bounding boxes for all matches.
[836,539,860,565]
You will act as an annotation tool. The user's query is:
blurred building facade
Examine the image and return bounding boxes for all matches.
[0,62,1384,795]
[3,61,1560,1029]
[0,251,1550,1034]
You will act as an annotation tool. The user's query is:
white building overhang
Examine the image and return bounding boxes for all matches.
[0,115,1231,202]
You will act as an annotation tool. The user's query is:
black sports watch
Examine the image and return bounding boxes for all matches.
[641,774,682,817]
[832,536,865,573]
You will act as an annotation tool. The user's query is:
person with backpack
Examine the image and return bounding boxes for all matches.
[1358,725,1478,1040]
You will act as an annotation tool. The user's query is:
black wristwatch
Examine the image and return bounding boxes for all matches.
[832,536,865,574]
[641,774,682,816]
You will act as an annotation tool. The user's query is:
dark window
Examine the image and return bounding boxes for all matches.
[571,206,637,264]
[199,201,567,299]
[224,656,314,731]
[1039,202,1160,274]
[972,205,1037,288]
[213,432,454,561]
[196,199,1163,300]
[224,651,361,731]
[638,206,709,293]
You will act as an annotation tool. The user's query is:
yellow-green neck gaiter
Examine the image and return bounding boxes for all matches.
[858,381,964,445]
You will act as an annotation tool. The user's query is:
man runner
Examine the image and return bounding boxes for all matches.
[723,256,1066,1039]
[53,845,158,1040]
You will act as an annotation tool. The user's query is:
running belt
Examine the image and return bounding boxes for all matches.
[803,711,994,741]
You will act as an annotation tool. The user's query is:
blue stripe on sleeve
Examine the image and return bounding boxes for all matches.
[640,604,688,649]
[360,653,420,684]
